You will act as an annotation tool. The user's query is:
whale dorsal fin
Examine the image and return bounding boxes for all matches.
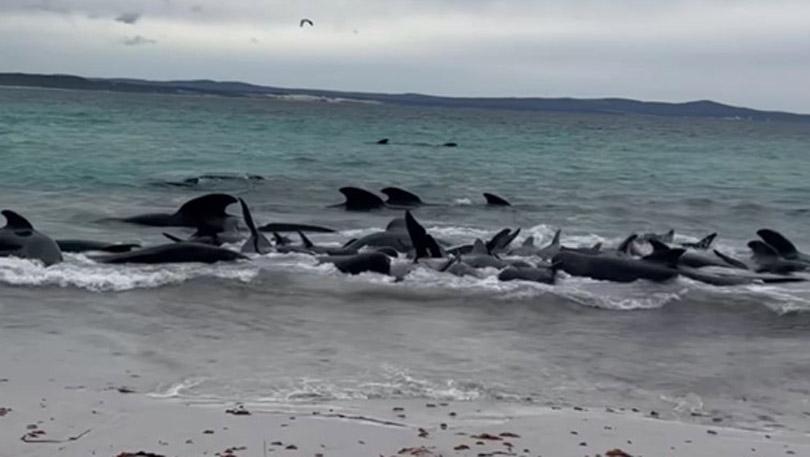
[648,239,670,254]
[483,193,510,206]
[486,229,511,254]
[176,193,237,225]
[523,236,535,247]
[336,187,385,211]
[617,234,639,254]
[471,239,489,255]
[239,198,259,237]
[298,231,314,248]
[381,187,422,205]
[549,229,561,248]
[238,198,272,254]
[757,229,798,257]
[385,218,407,231]
[684,232,717,250]
[748,240,779,258]
[2,210,34,230]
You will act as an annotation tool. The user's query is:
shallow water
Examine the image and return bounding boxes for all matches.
[2,86,810,433]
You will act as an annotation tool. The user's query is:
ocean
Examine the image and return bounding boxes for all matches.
[1,86,809,434]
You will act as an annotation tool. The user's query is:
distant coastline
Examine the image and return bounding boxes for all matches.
[1,72,807,121]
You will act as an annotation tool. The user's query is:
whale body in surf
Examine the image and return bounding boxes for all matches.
[0,210,63,266]
[94,242,248,264]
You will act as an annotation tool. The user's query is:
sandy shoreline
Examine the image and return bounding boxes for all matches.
[2,370,809,457]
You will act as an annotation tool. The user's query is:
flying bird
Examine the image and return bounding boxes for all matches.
[300,18,314,28]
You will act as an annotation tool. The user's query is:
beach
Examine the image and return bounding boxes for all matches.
[4,358,809,457]
[2,86,810,456]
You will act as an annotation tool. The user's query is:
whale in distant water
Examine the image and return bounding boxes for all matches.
[483,193,510,206]
[117,193,240,233]
[0,210,63,266]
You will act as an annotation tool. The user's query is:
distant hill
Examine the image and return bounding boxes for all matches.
[1,72,807,122]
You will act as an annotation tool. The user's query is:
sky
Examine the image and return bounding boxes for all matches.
[1,0,809,112]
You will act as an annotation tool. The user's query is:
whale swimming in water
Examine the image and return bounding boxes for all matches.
[118,193,240,233]
[330,187,386,211]
[0,210,63,266]
[381,187,424,207]
[483,193,510,206]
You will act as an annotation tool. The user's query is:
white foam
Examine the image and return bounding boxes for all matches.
[0,255,258,292]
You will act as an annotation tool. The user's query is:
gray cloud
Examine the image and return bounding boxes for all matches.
[122,35,156,46]
[115,12,141,24]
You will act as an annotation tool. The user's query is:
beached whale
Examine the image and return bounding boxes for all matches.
[0,210,63,266]
[318,252,391,275]
[552,248,682,283]
[56,240,140,253]
[93,242,247,264]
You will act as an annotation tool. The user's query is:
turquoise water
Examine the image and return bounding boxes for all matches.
[2,86,810,434]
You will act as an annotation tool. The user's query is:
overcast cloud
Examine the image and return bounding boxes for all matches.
[1,0,808,111]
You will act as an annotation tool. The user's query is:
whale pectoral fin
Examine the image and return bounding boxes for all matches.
[757,229,798,258]
[239,198,259,237]
[405,210,429,259]
[337,187,385,211]
[591,242,602,252]
[298,231,314,248]
[176,193,238,224]
[713,250,749,270]
[2,210,35,230]
[522,236,535,247]
[162,232,185,243]
[471,239,489,255]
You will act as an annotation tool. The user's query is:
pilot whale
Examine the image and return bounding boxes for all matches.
[0,210,63,266]
[118,193,240,233]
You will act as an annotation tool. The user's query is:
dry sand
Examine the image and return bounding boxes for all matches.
[2,366,809,457]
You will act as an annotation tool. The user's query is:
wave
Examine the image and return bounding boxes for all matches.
[148,365,505,405]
